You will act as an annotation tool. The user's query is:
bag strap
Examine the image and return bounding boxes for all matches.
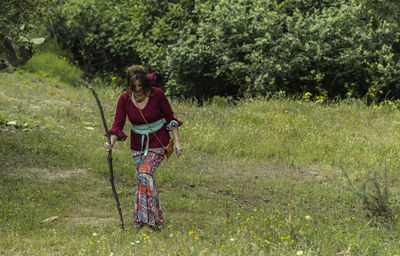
[132,97,166,149]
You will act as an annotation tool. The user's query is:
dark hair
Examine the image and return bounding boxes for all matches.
[126,65,151,96]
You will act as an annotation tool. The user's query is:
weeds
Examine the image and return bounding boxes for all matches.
[342,166,394,221]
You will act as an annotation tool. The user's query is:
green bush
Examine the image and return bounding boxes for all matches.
[162,0,400,99]
[21,40,82,86]
[0,0,51,68]
[50,0,400,100]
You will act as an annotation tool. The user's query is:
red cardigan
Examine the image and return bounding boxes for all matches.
[108,87,183,151]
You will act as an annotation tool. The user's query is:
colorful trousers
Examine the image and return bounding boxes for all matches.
[132,148,164,227]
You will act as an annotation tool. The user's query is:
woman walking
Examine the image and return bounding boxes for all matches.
[105,65,183,229]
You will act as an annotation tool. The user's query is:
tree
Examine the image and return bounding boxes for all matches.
[361,0,400,21]
[0,0,50,69]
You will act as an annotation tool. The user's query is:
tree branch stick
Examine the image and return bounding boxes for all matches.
[89,87,124,230]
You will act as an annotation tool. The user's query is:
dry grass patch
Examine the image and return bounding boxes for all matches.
[14,167,89,182]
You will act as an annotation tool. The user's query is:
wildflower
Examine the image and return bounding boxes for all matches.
[360,233,364,238]
[112,77,117,80]
[92,232,97,236]
[142,233,147,237]
[226,184,230,187]
[64,218,68,221]
[188,231,194,236]
[305,216,311,220]
[297,251,304,255]
[161,249,165,252]
[89,241,93,245]
[305,224,309,227]
[230,238,235,241]
[194,236,198,240]
[324,217,328,220]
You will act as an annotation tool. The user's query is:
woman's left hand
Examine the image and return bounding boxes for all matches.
[174,140,183,156]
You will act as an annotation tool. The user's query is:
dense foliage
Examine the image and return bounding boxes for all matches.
[361,0,400,22]
[0,0,51,68]
[50,0,400,100]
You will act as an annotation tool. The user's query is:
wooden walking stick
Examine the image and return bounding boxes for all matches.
[89,87,124,230]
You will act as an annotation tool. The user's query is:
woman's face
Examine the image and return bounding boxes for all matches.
[133,79,144,94]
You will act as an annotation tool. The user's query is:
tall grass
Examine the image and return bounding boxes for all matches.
[21,39,82,86]
[178,97,400,178]
[0,71,399,255]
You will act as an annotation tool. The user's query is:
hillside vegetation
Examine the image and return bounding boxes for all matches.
[1,64,400,255]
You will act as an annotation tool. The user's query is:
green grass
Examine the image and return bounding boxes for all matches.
[20,39,82,86]
[0,71,399,255]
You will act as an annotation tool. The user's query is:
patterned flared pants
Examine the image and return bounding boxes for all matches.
[132,148,164,227]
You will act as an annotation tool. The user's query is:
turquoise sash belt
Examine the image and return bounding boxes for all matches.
[131,119,164,157]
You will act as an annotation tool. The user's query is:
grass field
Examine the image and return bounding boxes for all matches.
[1,70,400,255]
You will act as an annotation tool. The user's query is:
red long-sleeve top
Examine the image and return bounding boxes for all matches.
[108,87,183,151]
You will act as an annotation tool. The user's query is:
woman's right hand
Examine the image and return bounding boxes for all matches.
[104,135,117,152]
[104,141,114,152]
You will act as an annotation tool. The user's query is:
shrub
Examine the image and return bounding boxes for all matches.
[0,0,51,68]
[21,39,82,86]
[342,167,394,221]
[50,0,400,100]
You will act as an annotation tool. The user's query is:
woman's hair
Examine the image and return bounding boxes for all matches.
[126,65,151,96]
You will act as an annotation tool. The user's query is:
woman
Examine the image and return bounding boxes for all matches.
[105,65,183,229]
